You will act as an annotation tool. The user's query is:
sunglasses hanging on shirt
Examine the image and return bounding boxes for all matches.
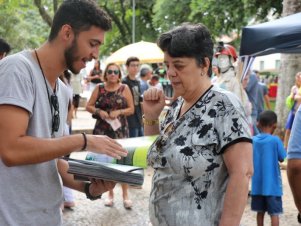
[35,50,60,136]
[50,94,60,133]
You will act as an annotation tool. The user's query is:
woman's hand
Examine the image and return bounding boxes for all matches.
[109,110,120,119]
[143,88,165,120]
[99,110,109,119]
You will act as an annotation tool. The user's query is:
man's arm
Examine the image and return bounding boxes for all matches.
[219,142,253,226]
[0,105,127,166]
[287,159,301,213]
[264,94,271,110]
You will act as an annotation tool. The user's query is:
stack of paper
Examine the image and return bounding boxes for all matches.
[67,158,144,186]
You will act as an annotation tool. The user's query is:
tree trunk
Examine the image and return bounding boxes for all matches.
[275,0,301,137]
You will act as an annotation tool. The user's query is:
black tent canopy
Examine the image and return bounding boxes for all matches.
[239,12,301,57]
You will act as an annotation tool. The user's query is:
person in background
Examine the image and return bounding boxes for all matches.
[154,62,167,79]
[86,62,134,209]
[143,23,253,226]
[251,110,286,226]
[211,65,221,84]
[0,1,128,225]
[148,74,163,90]
[0,38,11,60]
[59,70,76,209]
[283,72,301,149]
[214,43,253,134]
[86,59,103,92]
[287,95,301,224]
[139,67,152,95]
[245,70,260,134]
[242,73,254,134]
[254,70,271,117]
[71,69,84,118]
[122,56,143,137]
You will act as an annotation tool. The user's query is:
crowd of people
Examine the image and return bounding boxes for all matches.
[1,0,301,226]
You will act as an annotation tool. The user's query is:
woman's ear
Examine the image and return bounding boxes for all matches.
[203,57,210,75]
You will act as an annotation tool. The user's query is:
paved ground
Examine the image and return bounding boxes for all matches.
[63,108,300,226]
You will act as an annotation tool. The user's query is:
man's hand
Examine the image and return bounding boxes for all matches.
[87,135,128,160]
[89,179,116,197]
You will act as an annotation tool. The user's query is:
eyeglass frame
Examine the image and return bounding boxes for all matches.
[129,63,140,67]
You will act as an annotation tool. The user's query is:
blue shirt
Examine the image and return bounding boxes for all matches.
[139,79,149,95]
[251,133,286,196]
[257,82,268,116]
[288,107,301,159]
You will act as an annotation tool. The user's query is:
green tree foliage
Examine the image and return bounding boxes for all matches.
[0,1,50,53]
[98,0,158,56]
[1,0,283,55]
[152,0,282,48]
[189,0,282,46]
[152,0,191,33]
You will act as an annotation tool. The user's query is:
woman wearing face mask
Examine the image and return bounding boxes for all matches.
[215,44,253,134]
[86,63,135,209]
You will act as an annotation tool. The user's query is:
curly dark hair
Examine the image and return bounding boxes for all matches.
[49,0,112,41]
[157,23,213,76]
[0,38,11,53]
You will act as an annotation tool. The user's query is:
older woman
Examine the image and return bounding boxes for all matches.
[143,23,253,226]
[86,63,134,208]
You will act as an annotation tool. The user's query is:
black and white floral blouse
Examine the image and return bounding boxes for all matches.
[148,85,252,226]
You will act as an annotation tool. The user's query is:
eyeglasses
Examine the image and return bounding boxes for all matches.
[50,94,60,133]
[107,69,119,75]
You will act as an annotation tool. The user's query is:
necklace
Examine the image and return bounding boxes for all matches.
[34,49,60,136]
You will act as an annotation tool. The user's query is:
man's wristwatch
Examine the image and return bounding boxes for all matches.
[84,183,102,201]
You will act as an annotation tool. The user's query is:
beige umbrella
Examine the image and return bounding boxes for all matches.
[105,41,164,64]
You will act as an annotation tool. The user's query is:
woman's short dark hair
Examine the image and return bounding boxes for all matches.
[49,0,112,41]
[157,23,213,76]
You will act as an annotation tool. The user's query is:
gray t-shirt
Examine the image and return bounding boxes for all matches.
[0,50,69,225]
[148,85,252,226]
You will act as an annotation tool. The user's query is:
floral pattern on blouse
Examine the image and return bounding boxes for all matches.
[148,85,252,226]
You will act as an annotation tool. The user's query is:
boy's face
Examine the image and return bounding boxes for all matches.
[64,25,105,74]
[127,61,140,76]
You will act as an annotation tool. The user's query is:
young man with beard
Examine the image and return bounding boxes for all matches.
[0,1,127,225]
